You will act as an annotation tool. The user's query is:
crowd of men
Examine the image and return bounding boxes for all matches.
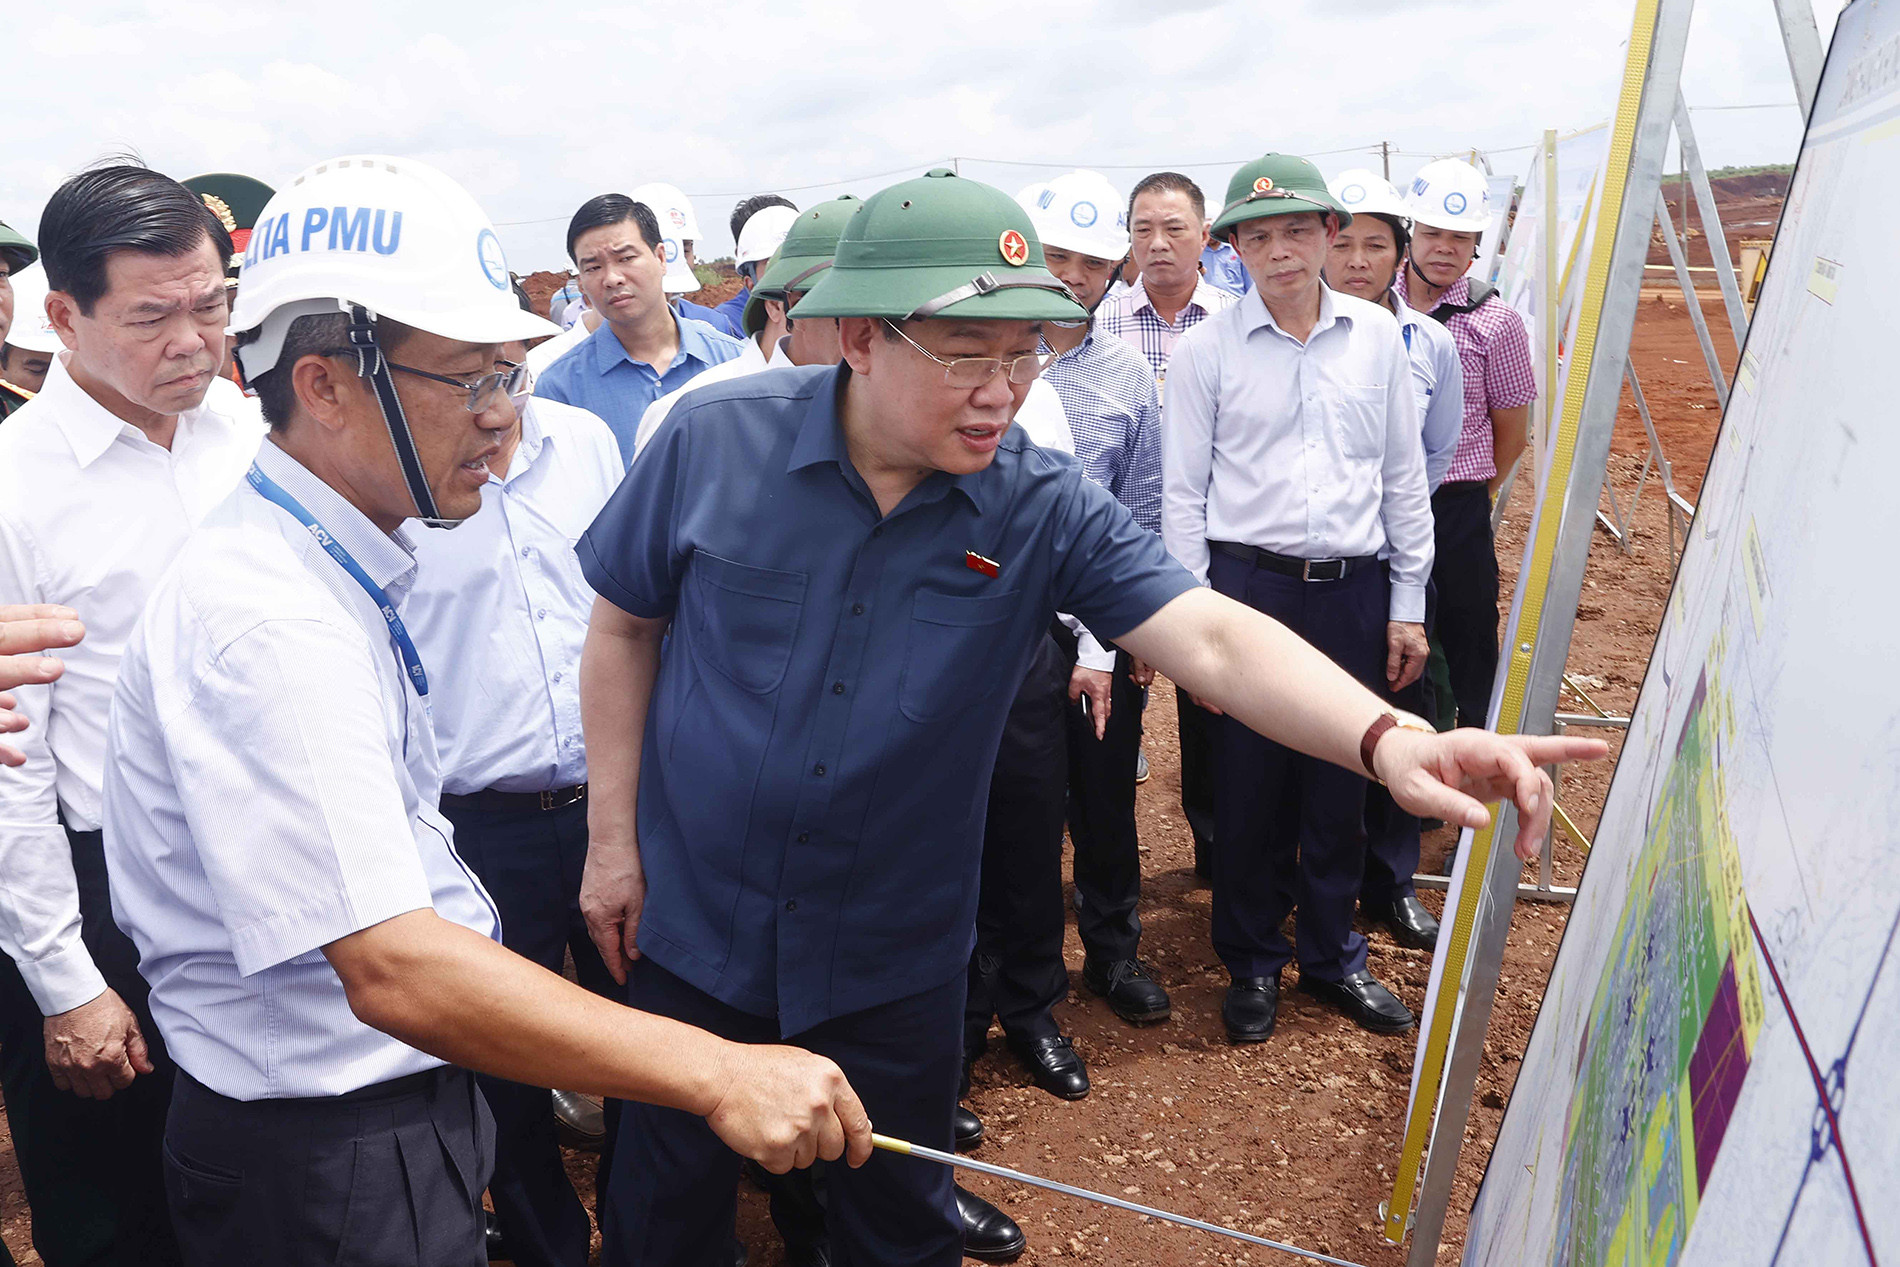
[0,149,1595,1267]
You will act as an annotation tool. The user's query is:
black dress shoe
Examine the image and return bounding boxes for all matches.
[1083,957,1172,1024]
[485,1211,510,1261]
[954,1104,985,1151]
[1298,970,1415,1034]
[1221,975,1279,1044]
[957,1184,1026,1261]
[1007,1033,1089,1100]
[1365,893,1441,950]
[551,1088,606,1150]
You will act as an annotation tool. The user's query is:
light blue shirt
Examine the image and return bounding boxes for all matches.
[1392,296,1466,492]
[405,398,625,795]
[1161,284,1434,622]
[1201,241,1252,296]
[102,440,501,1100]
[532,313,743,465]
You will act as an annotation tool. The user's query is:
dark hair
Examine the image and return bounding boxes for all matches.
[1128,172,1206,227]
[239,312,412,432]
[729,194,798,244]
[566,194,661,261]
[511,279,533,313]
[1362,212,1410,258]
[39,162,233,315]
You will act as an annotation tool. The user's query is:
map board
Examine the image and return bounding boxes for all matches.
[1464,3,1900,1264]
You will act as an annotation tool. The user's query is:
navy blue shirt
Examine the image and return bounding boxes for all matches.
[532,314,743,464]
[578,365,1196,1034]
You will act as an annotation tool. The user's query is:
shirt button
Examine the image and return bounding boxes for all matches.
[785,899,798,912]
[551,672,562,683]
[536,608,548,619]
[872,526,883,537]
[797,832,810,843]
[813,763,826,776]
[852,603,866,616]
[832,682,845,695]
[520,547,531,559]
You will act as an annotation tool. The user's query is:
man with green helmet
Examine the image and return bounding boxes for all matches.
[0,220,39,419]
[1164,152,1440,1043]
[577,166,1599,1263]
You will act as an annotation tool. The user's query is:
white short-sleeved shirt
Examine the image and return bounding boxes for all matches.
[405,398,624,795]
[103,440,501,1101]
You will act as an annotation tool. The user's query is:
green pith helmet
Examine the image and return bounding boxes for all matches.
[742,194,863,336]
[182,173,276,241]
[1210,154,1353,240]
[791,168,1084,324]
[0,220,36,275]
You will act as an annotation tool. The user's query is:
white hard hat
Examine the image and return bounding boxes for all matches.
[736,204,800,267]
[630,182,703,294]
[1017,170,1129,263]
[228,154,557,527]
[231,154,557,379]
[1327,169,1410,224]
[3,263,62,355]
[1403,158,1493,234]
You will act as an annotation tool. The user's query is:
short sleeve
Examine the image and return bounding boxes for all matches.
[165,617,435,976]
[1046,469,1198,642]
[577,410,690,619]
[1483,304,1537,409]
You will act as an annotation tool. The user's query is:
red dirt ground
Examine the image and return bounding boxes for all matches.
[0,290,1741,1267]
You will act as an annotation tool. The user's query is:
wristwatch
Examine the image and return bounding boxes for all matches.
[1359,710,1437,779]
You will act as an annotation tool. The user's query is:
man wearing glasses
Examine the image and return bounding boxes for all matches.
[0,165,261,1267]
[577,168,1600,1264]
[404,292,628,1267]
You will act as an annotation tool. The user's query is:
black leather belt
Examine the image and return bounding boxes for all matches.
[1210,541,1380,582]
[440,783,586,815]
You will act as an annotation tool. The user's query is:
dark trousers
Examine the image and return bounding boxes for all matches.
[438,794,615,1267]
[1208,551,1386,982]
[1362,581,1436,904]
[1176,692,1220,873]
[1431,481,1501,728]
[603,960,963,1267]
[0,827,179,1267]
[163,1066,492,1266]
[965,634,1071,1053]
[1066,644,1146,964]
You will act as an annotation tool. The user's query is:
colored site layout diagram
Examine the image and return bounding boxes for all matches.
[1550,666,1764,1267]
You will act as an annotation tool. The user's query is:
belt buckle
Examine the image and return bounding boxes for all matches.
[539,785,585,812]
[1303,558,1345,582]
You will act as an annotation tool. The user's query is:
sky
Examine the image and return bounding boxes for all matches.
[2,0,1845,274]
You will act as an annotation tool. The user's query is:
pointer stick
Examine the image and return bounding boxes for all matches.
[870,1133,1367,1267]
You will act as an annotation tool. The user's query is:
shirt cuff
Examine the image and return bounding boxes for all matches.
[18,941,109,1018]
[1389,583,1427,624]
[1075,630,1117,673]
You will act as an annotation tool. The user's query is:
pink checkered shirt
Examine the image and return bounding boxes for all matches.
[1394,272,1536,483]
[1095,278,1238,385]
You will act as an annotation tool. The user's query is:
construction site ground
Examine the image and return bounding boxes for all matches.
[0,271,1747,1266]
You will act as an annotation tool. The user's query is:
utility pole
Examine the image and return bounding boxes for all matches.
[1381,141,1391,180]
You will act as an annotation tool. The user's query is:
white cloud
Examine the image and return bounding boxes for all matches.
[0,0,1842,272]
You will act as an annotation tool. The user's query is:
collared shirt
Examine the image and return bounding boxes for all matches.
[1393,272,1537,483]
[633,332,790,458]
[1391,295,1466,492]
[1094,277,1238,386]
[1161,285,1434,622]
[101,441,501,1101]
[532,313,744,465]
[577,364,1195,1035]
[1039,326,1163,534]
[404,397,624,795]
[0,356,261,1016]
[677,296,742,338]
[1200,242,1253,296]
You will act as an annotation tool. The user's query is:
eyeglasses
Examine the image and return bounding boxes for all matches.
[325,350,529,413]
[882,320,1054,388]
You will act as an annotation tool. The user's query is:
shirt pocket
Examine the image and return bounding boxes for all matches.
[1336,384,1386,460]
[687,552,808,694]
[898,588,1022,723]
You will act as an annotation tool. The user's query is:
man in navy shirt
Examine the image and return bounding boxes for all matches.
[532,195,742,464]
[576,169,1601,1265]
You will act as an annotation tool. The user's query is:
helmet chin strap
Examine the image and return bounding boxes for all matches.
[341,305,467,530]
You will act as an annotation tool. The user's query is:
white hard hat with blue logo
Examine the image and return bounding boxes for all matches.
[1016,170,1130,263]
[1402,158,1493,234]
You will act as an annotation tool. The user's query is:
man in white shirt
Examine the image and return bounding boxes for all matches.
[0,164,261,1267]
[1163,153,1433,1044]
[102,155,869,1267]
[404,328,624,1267]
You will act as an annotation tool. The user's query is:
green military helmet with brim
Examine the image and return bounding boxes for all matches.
[0,219,36,275]
[742,194,863,337]
[1210,153,1353,240]
[791,168,1085,325]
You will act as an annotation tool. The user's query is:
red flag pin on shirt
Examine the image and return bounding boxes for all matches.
[965,551,1000,578]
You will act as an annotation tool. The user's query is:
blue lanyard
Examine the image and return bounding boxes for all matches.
[1401,322,1415,353]
[245,463,430,698]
